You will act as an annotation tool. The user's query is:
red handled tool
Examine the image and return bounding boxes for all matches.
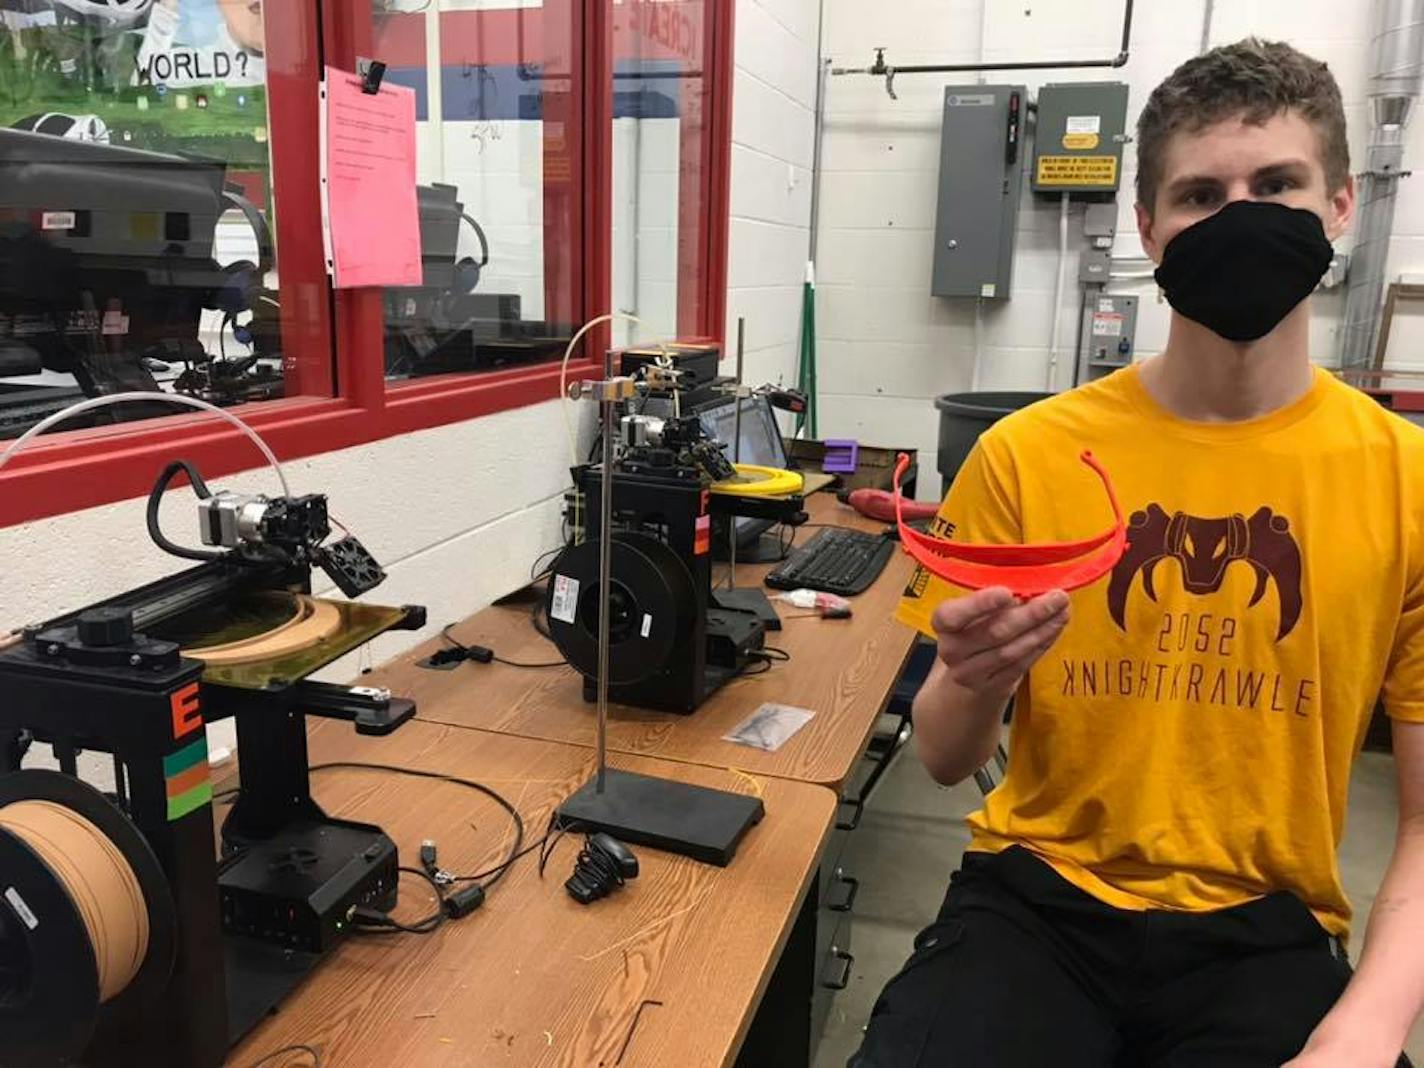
[838,486,939,524]
[890,451,1128,598]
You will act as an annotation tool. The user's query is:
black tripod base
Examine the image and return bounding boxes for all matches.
[556,768,764,866]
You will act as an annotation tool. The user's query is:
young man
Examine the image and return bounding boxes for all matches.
[851,39,1424,1068]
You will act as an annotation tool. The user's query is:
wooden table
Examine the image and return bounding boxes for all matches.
[229,718,834,1068]
[356,493,918,790]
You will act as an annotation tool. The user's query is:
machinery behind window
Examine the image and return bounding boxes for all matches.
[0,128,554,441]
[0,128,286,433]
[382,181,567,379]
[545,357,807,714]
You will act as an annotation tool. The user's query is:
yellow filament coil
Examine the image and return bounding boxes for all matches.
[710,464,803,497]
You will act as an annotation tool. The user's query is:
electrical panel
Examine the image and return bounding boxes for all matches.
[931,84,1027,299]
[1077,293,1138,382]
[1032,82,1129,195]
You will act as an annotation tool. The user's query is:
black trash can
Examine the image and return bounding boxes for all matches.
[934,391,1051,494]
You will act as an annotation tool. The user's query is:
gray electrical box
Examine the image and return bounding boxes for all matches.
[931,84,1026,298]
[1032,82,1129,195]
[1077,293,1138,382]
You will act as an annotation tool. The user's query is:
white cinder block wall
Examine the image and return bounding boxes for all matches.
[0,402,577,781]
[2,0,821,779]
[817,0,1424,495]
[725,0,821,387]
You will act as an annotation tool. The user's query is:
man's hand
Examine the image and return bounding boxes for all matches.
[930,586,1071,702]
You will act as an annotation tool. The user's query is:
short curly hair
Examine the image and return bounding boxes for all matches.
[1136,38,1349,211]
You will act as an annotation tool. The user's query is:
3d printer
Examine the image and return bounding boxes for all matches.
[0,453,424,1068]
[545,396,806,715]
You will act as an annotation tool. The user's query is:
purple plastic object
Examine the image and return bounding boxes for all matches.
[822,439,859,474]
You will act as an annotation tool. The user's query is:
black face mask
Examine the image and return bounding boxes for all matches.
[1153,200,1334,343]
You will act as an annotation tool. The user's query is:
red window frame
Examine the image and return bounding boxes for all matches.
[0,0,734,529]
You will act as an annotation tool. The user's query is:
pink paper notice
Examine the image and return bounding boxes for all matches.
[322,67,421,288]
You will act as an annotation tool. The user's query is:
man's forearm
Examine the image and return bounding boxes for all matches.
[911,661,1010,786]
[1312,816,1424,1054]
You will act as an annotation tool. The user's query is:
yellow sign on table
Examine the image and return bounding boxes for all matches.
[1036,154,1118,187]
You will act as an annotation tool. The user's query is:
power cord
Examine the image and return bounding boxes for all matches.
[736,645,791,679]
[428,623,565,670]
[351,866,448,936]
[530,597,554,642]
[447,809,563,887]
[310,761,526,893]
[214,762,533,899]
[564,833,639,904]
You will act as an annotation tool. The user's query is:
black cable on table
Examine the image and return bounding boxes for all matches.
[308,762,526,892]
[351,866,445,936]
[530,596,554,642]
[451,810,564,885]
[439,622,566,671]
[735,644,791,679]
[493,654,567,669]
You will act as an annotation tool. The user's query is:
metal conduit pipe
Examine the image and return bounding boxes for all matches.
[830,0,1133,99]
[1339,0,1424,375]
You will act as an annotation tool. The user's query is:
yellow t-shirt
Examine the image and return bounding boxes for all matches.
[897,365,1424,937]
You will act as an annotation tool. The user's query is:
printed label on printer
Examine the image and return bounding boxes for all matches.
[170,682,203,740]
[550,574,579,625]
[41,211,75,231]
[4,887,38,931]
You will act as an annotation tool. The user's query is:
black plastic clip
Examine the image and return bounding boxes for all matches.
[358,57,387,94]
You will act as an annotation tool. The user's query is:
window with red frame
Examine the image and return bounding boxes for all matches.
[0,0,331,437]
[0,0,732,529]
[371,0,589,385]
[610,0,731,350]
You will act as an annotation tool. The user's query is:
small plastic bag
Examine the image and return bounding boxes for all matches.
[723,702,815,752]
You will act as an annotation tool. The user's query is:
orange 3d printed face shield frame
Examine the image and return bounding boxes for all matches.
[892,451,1128,598]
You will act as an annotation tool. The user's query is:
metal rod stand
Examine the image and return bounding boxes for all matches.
[596,349,616,793]
[728,317,746,586]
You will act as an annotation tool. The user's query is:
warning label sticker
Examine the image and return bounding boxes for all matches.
[1036,155,1118,187]
[1092,312,1125,337]
[550,574,580,625]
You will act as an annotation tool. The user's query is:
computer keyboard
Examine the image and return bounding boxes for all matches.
[0,386,86,438]
[765,527,897,596]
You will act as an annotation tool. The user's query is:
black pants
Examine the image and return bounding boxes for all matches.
[849,847,1413,1068]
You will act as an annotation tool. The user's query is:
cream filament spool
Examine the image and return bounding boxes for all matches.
[0,799,148,1002]
[0,769,177,1068]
